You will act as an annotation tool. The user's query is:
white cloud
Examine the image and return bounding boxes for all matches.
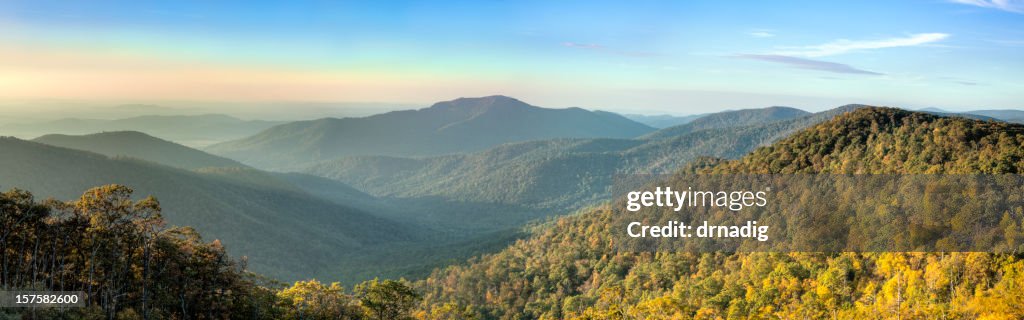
[950,0,1024,13]
[749,30,775,38]
[775,33,950,57]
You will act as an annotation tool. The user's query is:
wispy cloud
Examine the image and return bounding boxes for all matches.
[749,30,775,38]
[950,0,1024,13]
[561,42,658,57]
[736,54,884,75]
[937,76,984,86]
[775,33,949,57]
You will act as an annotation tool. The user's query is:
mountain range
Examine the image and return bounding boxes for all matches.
[205,96,656,170]
[7,100,860,281]
[1,114,282,147]
[6,90,1024,319]
[9,96,1024,286]
[299,105,862,224]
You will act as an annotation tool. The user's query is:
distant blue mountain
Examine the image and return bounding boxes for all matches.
[206,95,656,169]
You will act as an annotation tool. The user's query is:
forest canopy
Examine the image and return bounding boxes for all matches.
[0,185,420,320]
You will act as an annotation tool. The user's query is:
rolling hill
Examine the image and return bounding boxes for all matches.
[642,106,810,140]
[33,131,244,170]
[1,113,282,147]
[415,107,1024,319]
[0,137,418,282]
[205,95,656,170]
[300,105,863,223]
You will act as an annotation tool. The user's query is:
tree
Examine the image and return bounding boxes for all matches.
[0,185,277,319]
[355,279,420,320]
[277,279,364,320]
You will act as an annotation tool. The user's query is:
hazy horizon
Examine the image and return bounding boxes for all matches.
[0,96,1022,126]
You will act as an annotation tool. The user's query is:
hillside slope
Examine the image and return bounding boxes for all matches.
[0,137,415,281]
[206,96,655,169]
[415,108,1024,319]
[34,131,244,170]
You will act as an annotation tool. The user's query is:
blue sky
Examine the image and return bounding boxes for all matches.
[0,0,1022,114]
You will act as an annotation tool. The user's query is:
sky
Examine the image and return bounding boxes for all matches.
[0,0,1022,115]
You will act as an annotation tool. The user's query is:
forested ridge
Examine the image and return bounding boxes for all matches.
[13,104,873,284]
[711,107,1024,174]
[413,107,1024,319]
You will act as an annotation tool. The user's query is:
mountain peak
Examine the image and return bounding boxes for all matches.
[427,95,535,113]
